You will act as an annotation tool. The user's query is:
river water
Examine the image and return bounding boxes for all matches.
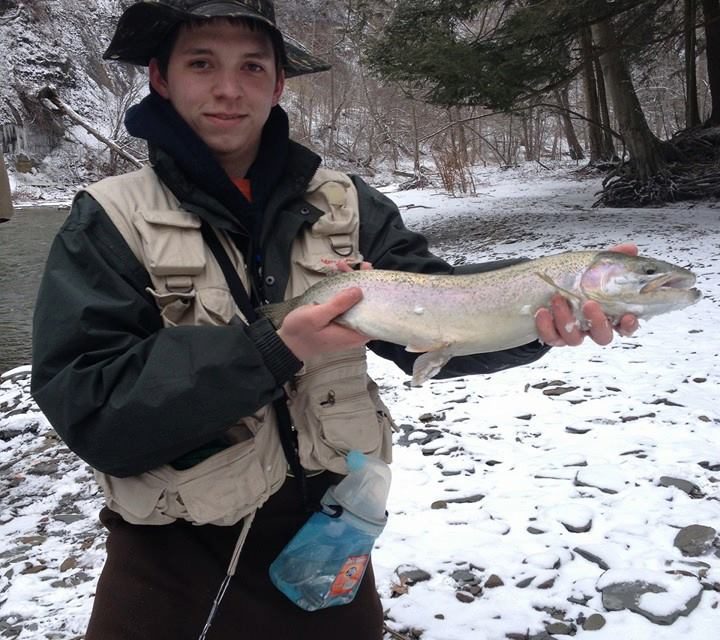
[0,207,67,374]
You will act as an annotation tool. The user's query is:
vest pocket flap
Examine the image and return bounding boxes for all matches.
[307,185,357,235]
[94,470,170,522]
[195,287,237,324]
[176,440,268,525]
[134,209,206,277]
[140,209,202,229]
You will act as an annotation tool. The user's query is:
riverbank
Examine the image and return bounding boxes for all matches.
[0,207,68,374]
[12,201,72,211]
[1,170,718,639]
[5,168,77,212]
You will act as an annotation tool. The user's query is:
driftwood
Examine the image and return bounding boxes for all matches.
[37,86,143,169]
[0,151,12,222]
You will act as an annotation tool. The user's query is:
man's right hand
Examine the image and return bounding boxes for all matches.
[277,287,369,362]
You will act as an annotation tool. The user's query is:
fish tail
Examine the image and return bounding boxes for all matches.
[257,296,304,329]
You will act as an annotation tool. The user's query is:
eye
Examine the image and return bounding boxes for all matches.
[645,266,657,275]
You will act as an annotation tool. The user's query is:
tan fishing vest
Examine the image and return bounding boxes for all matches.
[83,166,393,527]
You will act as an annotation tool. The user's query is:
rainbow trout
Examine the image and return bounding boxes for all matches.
[261,251,701,385]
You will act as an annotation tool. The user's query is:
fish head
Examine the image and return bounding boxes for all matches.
[580,251,702,319]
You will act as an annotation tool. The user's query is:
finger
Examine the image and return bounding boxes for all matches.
[616,313,639,337]
[329,259,373,273]
[608,243,638,256]
[534,307,566,347]
[551,295,584,346]
[582,301,613,345]
[335,260,354,272]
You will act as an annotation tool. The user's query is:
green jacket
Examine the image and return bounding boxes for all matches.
[31,141,549,478]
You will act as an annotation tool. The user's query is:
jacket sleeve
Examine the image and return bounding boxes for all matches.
[352,176,551,378]
[31,193,301,477]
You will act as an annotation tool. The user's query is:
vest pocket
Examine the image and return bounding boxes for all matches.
[147,286,237,327]
[316,385,384,454]
[95,437,270,526]
[133,208,205,276]
[174,438,269,525]
[291,352,392,473]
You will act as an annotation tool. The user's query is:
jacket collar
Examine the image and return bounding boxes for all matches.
[125,90,317,235]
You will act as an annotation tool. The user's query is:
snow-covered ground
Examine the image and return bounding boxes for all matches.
[1,164,718,639]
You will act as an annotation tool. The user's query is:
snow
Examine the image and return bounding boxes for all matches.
[575,465,631,494]
[1,164,719,639]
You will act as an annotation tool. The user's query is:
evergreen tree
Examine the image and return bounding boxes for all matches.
[366,0,707,200]
[579,25,616,163]
[685,0,701,128]
[702,0,720,124]
[366,0,580,110]
[591,4,666,182]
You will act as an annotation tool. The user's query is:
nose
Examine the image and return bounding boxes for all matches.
[212,69,244,99]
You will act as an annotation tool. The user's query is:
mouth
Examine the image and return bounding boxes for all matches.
[640,272,696,294]
[206,113,246,122]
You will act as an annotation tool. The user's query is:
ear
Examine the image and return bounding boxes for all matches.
[271,68,285,107]
[148,59,170,98]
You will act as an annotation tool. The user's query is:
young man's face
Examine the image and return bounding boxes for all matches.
[149,20,285,177]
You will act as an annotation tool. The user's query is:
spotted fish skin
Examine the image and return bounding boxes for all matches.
[260,251,701,385]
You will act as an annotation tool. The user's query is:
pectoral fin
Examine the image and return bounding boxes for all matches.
[535,272,583,306]
[411,347,453,387]
[535,271,586,320]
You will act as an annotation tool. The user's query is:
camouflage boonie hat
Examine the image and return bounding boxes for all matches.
[103,0,330,78]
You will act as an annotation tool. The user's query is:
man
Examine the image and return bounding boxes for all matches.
[31,2,638,639]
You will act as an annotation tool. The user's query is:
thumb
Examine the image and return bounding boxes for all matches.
[315,287,364,324]
[609,242,638,256]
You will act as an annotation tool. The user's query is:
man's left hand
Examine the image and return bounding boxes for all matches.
[534,243,640,347]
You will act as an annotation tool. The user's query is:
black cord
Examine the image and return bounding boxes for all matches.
[200,221,310,509]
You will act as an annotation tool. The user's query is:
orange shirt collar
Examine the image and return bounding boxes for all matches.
[231,177,252,202]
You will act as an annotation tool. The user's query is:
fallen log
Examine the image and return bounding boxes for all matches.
[37,86,143,169]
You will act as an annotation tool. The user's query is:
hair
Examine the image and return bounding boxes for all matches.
[153,17,286,79]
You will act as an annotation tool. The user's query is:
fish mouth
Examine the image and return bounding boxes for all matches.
[640,272,696,294]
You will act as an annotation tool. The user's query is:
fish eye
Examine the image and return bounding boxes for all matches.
[645,267,657,275]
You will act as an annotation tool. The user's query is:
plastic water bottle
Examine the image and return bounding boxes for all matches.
[269,451,391,611]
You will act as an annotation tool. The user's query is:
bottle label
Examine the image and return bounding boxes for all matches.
[328,555,369,597]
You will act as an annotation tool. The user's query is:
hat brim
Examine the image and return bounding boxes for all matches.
[103,2,330,78]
